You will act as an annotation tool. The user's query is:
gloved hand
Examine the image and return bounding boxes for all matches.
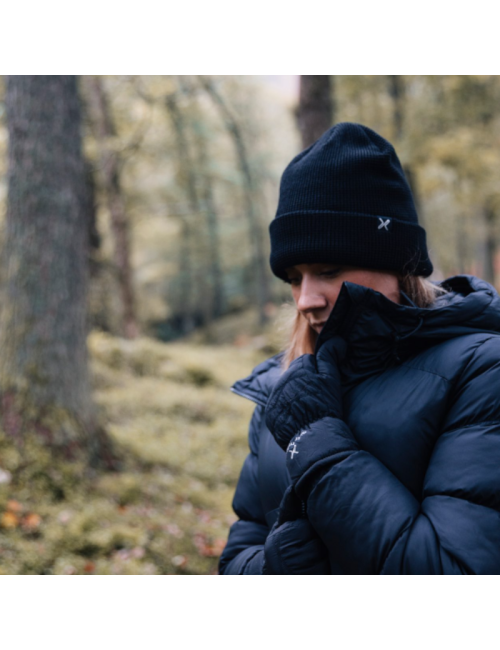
[265,336,347,451]
[263,518,330,575]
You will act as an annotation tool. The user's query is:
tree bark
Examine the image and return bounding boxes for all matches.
[177,77,226,321]
[164,91,207,333]
[198,76,271,325]
[195,131,225,320]
[388,75,423,225]
[297,76,333,149]
[84,76,139,339]
[1,76,115,466]
[389,75,404,140]
[483,198,497,285]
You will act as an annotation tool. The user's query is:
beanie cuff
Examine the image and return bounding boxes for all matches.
[269,211,433,280]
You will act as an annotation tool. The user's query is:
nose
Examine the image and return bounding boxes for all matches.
[295,276,328,313]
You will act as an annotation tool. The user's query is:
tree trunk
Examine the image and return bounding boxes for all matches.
[84,76,139,339]
[181,77,225,321]
[195,133,225,320]
[1,75,115,466]
[165,91,208,333]
[483,199,497,285]
[388,75,423,225]
[198,76,271,325]
[83,159,101,253]
[389,75,404,140]
[297,76,333,149]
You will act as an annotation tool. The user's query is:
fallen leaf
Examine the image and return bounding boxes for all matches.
[83,562,95,573]
[6,500,22,514]
[165,523,183,538]
[22,513,41,531]
[1,511,19,529]
[196,510,212,524]
[193,534,226,557]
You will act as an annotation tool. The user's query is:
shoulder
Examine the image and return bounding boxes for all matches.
[406,333,500,383]
[435,334,500,430]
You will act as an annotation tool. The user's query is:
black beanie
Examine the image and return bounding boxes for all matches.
[269,122,433,281]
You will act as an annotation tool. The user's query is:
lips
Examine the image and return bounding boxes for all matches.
[311,321,326,331]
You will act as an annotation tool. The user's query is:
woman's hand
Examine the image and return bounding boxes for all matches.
[263,518,330,574]
[265,336,347,451]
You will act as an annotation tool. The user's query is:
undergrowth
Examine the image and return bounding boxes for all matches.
[0,331,269,574]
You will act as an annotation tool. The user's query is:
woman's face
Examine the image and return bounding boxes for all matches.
[285,263,401,334]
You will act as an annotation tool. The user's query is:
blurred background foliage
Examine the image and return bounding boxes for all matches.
[1,75,500,574]
[2,75,500,344]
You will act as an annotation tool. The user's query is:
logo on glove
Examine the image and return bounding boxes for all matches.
[286,429,310,459]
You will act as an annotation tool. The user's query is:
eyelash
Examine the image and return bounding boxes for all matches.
[289,268,342,284]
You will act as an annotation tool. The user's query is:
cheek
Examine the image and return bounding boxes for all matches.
[342,271,380,292]
[324,284,342,306]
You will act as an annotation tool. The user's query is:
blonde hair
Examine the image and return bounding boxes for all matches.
[281,276,447,370]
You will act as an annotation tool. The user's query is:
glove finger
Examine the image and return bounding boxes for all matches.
[277,485,302,525]
[316,335,347,377]
[273,520,330,574]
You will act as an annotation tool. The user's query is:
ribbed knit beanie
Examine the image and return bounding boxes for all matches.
[269,122,433,281]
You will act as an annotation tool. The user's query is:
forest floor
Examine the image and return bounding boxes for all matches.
[0,324,278,574]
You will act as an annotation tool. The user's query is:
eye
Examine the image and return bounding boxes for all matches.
[320,268,342,278]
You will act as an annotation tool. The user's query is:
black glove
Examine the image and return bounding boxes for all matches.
[263,517,330,574]
[265,336,347,451]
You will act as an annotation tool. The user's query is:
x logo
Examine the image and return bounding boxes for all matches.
[378,218,391,231]
[286,442,299,459]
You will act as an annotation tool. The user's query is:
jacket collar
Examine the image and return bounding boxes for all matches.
[232,275,500,403]
[316,275,500,385]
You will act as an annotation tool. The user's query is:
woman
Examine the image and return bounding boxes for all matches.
[219,122,500,574]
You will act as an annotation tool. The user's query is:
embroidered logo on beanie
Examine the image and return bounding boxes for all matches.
[377,218,392,231]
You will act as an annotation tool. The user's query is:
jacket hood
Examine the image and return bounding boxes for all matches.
[232,275,500,403]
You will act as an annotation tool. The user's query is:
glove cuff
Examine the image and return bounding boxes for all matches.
[285,416,359,488]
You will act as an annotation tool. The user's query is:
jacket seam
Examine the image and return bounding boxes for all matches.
[441,419,500,435]
[379,515,418,574]
[399,364,450,381]
[453,335,498,388]
[241,547,264,575]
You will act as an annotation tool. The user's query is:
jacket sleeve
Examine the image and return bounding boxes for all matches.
[219,405,267,574]
[287,337,500,574]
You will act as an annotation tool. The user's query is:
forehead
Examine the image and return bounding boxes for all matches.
[285,263,348,273]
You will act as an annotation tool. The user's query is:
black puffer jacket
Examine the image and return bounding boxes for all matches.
[219,276,500,574]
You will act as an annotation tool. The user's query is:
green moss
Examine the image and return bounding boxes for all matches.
[0,330,264,574]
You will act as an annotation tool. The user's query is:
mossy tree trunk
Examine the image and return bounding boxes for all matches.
[0,75,115,466]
